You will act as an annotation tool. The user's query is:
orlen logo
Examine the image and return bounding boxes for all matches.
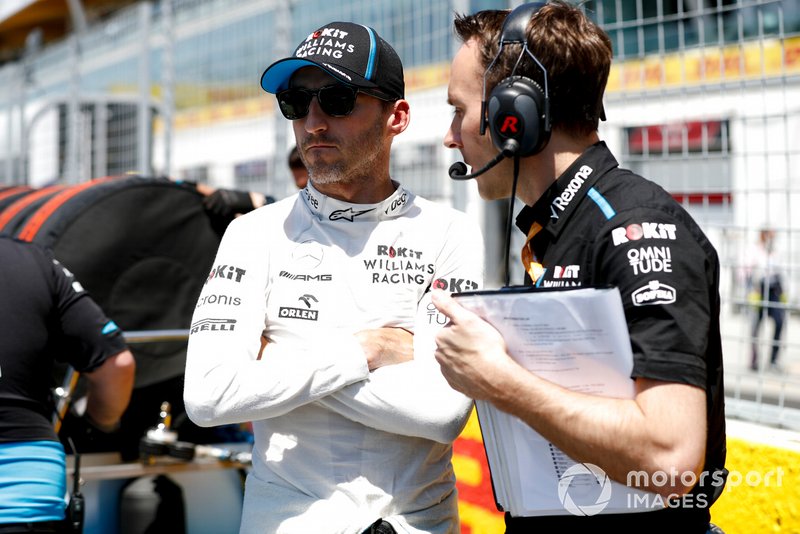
[612,223,676,246]
[632,280,676,306]
[432,277,479,293]
[551,165,593,218]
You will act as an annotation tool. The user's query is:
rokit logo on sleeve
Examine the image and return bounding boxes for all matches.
[632,280,677,306]
[612,223,677,246]
[431,277,480,292]
[206,264,246,285]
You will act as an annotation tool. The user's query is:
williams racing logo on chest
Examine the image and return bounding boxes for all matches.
[538,264,583,288]
[363,244,434,286]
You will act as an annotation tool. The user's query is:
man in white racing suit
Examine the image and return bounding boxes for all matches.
[183,21,484,534]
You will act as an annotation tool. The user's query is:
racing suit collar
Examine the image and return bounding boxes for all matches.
[301,180,413,222]
[516,141,618,240]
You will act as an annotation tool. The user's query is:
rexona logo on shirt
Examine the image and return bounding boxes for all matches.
[191,318,237,334]
[631,280,677,306]
[550,165,593,219]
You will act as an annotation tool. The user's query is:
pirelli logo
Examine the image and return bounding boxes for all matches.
[191,318,237,334]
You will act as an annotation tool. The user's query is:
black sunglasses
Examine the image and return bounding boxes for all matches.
[277,85,360,120]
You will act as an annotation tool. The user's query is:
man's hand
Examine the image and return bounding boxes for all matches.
[432,290,517,400]
[355,327,414,371]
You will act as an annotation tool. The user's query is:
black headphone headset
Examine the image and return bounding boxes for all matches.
[481,2,551,158]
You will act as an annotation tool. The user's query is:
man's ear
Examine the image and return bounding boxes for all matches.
[387,99,410,136]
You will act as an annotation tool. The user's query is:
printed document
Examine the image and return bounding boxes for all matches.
[454,286,659,516]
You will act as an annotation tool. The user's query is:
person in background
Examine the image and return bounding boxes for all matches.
[196,182,272,220]
[0,236,135,533]
[287,145,309,189]
[745,226,787,372]
[433,3,726,532]
[184,20,483,534]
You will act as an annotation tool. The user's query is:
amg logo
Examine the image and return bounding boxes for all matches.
[191,318,237,334]
[279,307,319,321]
[278,271,333,281]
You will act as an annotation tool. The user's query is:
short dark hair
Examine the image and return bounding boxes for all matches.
[454,1,612,137]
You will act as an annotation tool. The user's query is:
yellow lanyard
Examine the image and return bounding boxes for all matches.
[521,221,545,283]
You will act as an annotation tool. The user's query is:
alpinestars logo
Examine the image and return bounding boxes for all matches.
[329,207,374,221]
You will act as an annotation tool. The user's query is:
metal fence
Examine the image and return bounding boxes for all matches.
[1,0,799,429]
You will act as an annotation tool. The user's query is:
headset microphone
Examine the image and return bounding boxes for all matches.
[448,139,520,180]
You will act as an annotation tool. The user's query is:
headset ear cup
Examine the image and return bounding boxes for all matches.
[487,76,550,157]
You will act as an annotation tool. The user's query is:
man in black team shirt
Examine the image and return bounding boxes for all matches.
[433,2,726,532]
[0,236,135,532]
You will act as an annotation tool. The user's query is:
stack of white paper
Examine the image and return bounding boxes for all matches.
[456,286,660,517]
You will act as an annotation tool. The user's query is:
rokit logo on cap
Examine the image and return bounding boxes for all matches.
[295,28,356,59]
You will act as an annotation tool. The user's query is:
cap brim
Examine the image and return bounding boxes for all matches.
[260,57,380,94]
[261,58,316,93]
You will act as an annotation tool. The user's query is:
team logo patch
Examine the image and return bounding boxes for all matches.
[611,223,676,246]
[631,280,676,306]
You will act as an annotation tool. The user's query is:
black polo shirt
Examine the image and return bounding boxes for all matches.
[0,237,127,442]
[506,142,726,532]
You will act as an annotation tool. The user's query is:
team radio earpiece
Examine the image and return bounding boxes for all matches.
[449,2,551,180]
[482,2,551,157]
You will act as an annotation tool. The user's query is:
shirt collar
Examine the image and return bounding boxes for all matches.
[300,180,413,222]
[516,141,618,238]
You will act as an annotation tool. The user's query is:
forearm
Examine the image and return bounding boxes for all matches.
[317,360,473,443]
[184,333,370,426]
[492,365,706,496]
[84,349,136,429]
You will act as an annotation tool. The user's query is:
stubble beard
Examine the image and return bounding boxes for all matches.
[304,117,386,186]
